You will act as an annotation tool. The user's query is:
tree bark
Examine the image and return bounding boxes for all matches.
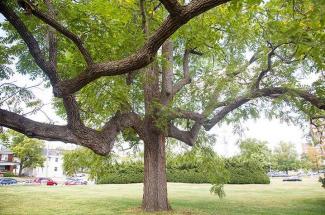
[18,163,23,177]
[142,131,170,211]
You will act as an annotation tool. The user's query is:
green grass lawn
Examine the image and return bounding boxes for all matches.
[1,177,324,215]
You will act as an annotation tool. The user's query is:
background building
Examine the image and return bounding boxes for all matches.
[0,144,19,174]
[23,142,78,178]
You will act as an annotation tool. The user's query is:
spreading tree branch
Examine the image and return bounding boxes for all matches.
[18,0,93,66]
[253,42,294,90]
[0,108,144,155]
[253,46,275,89]
[1,0,231,97]
[45,0,57,71]
[53,0,231,96]
[204,87,325,130]
[168,122,202,146]
[172,49,191,96]
[168,108,205,121]
[159,0,183,16]
[0,108,77,143]
[0,1,59,86]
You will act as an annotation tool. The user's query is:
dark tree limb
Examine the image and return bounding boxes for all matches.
[126,0,148,85]
[1,0,231,97]
[43,0,84,130]
[18,0,93,66]
[0,108,144,155]
[62,95,84,129]
[53,0,231,96]
[253,47,275,90]
[204,97,250,130]
[0,1,59,86]
[204,87,325,130]
[172,49,191,96]
[161,39,174,104]
[168,122,202,146]
[159,0,183,16]
[0,108,77,143]
[140,0,149,36]
[253,42,294,90]
[102,112,145,141]
[45,0,57,71]
[168,108,205,121]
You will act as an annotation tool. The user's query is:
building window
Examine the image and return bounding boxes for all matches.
[54,167,58,172]
[1,154,8,161]
[48,157,51,161]
[55,158,58,162]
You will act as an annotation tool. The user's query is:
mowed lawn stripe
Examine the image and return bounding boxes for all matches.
[0,178,324,215]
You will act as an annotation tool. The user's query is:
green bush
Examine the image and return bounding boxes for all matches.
[226,158,270,184]
[3,172,16,177]
[97,172,143,184]
[167,169,209,183]
[97,161,143,184]
[97,160,270,185]
[227,167,270,184]
[97,169,211,184]
[96,150,270,185]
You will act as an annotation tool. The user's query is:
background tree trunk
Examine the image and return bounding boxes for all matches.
[18,163,23,177]
[142,131,170,211]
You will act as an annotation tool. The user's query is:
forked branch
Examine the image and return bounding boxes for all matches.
[168,122,202,146]
[18,0,93,66]
[0,1,59,86]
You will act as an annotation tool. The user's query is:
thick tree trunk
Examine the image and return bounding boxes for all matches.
[142,132,170,211]
[18,163,23,177]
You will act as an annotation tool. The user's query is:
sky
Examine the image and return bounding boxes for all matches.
[0,15,311,157]
[211,119,308,156]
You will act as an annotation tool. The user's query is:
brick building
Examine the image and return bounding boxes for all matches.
[0,145,19,173]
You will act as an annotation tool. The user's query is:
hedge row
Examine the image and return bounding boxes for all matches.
[227,167,270,184]
[2,172,16,177]
[97,170,208,184]
[97,163,270,184]
[226,158,270,184]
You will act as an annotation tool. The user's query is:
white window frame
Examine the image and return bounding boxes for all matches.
[1,154,8,161]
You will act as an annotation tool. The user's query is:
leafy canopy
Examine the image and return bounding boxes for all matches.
[1,0,324,128]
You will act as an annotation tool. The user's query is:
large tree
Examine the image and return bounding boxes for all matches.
[0,0,324,211]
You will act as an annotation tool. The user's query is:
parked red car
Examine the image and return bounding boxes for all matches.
[46,179,58,186]
[33,177,58,186]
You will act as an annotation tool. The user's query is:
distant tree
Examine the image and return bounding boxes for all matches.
[2,131,45,176]
[239,138,272,171]
[303,145,323,172]
[273,142,300,174]
[63,147,115,179]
